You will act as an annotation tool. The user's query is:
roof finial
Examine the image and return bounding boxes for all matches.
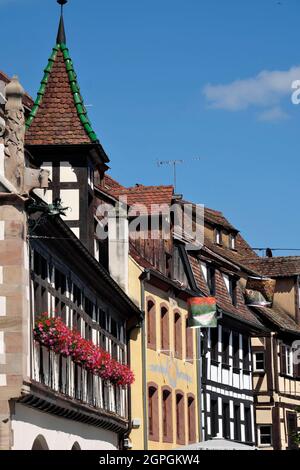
[56,0,68,45]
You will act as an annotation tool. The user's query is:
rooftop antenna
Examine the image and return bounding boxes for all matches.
[156,157,202,193]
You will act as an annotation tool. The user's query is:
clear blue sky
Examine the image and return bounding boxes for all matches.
[1,0,300,254]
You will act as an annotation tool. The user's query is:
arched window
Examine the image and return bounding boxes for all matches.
[176,391,185,445]
[160,305,169,354]
[31,435,49,450]
[147,299,156,350]
[71,441,81,450]
[187,394,196,443]
[148,382,159,441]
[185,317,194,362]
[162,386,173,443]
[174,312,182,359]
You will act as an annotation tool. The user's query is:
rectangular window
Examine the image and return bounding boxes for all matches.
[281,344,293,376]
[210,327,219,362]
[223,274,237,305]
[253,351,265,372]
[242,336,250,371]
[286,346,293,376]
[258,425,272,446]
[222,329,230,366]
[222,402,230,439]
[210,398,218,438]
[234,405,241,441]
[207,266,216,296]
[232,333,240,370]
[215,229,222,245]
[200,262,207,282]
[200,262,215,295]
[229,233,236,250]
[244,406,252,443]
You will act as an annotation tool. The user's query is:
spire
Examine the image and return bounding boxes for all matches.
[57,1,67,44]
[25,0,102,147]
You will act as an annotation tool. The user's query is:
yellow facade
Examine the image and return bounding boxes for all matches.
[128,257,199,450]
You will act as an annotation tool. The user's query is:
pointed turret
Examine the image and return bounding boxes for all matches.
[26,1,109,254]
[26,0,101,146]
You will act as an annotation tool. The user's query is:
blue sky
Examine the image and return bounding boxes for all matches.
[1,0,300,254]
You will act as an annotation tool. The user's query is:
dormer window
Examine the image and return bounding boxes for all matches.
[223,273,237,305]
[229,233,236,250]
[215,228,222,245]
[200,261,215,296]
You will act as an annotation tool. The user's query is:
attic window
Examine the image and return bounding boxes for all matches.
[215,228,222,245]
[229,233,236,250]
[223,273,237,305]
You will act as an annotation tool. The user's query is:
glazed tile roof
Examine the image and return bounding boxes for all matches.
[242,256,300,278]
[26,43,98,145]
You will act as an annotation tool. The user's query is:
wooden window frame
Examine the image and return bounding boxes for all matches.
[222,328,230,367]
[174,311,183,359]
[187,393,196,444]
[175,390,186,445]
[185,317,194,363]
[210,397,219,438]
[222,400,230,440]
[162,386,173,443]
[146,297,157,350]
[257,424,272,447]
[160,303,170,355]
[148,382,159,442]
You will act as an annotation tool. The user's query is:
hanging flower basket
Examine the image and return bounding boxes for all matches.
[33,314,134,387]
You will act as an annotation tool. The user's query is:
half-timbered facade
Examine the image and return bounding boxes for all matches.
[242,257,300,450]
[184,207,267,446]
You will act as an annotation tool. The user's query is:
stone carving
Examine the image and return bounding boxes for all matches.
[3,76,49,194]
[4,76,25,192]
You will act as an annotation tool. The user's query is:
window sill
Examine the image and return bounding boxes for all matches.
[253,370,265,375]
[233,367,240,374]
[243,369,251,375]
[222,363,230,370]
[163,436,173,444]
[211,359,219,366]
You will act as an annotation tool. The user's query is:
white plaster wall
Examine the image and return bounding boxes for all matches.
[60,189,80,221]
[11,403,118,450]
[60,162,77,183]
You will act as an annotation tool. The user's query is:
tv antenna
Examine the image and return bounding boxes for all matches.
[156,157,202,192]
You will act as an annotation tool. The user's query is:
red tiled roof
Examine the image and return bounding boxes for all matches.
[103,174,125,192]
[0,70,34,110]
[204,207,238,232]
[242,256,300,278]
[26,49,93,145]
[188,253,265,328]
[253,305,300,334]
[108,184,174,215]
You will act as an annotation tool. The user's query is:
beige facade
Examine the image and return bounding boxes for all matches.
[128,256,199,450]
